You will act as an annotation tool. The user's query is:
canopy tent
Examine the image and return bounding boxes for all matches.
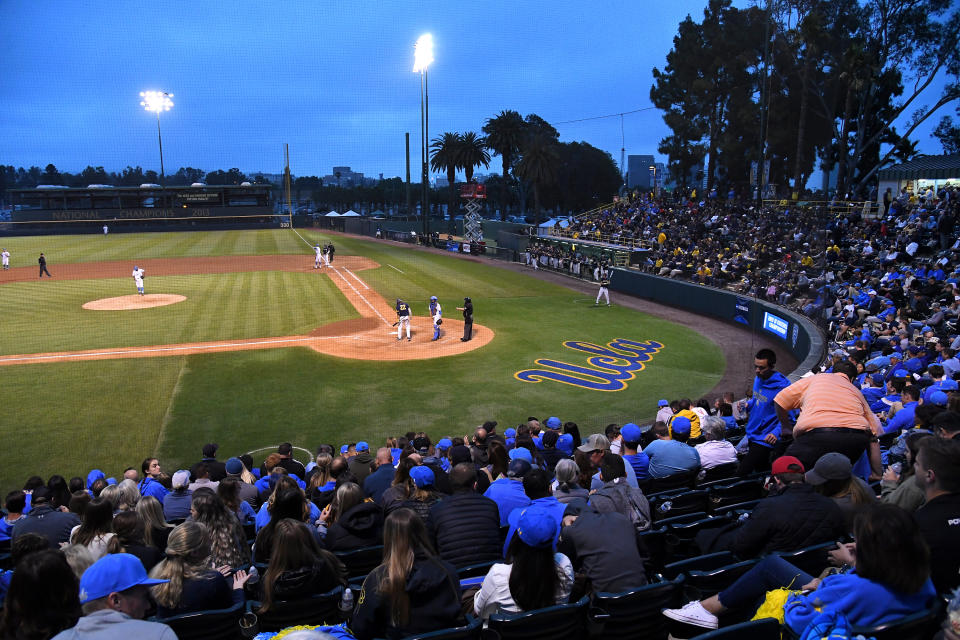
[341,210,361,217]
[538,218,570,228]
[324,211,341,217]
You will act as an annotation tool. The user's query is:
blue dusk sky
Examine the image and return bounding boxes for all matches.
[0,1,950,182]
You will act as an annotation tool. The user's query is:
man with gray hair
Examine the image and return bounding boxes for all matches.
[161,470,192,521]
[695,416,738,472]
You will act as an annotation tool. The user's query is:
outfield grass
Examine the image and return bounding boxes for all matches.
[0,229,725,489]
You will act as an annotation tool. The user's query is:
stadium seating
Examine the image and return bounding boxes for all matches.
[770,541,836,578]
[651,489,710,522]
[698,462,739,484]
[404,615,483,639]
[587,576,685,640]
[485,595,589,640]
[153,601,245,640]
[684,558,759,597]
[246,586,343,632]
[334,544,384,580]
[662,551,739,580]
[646,469,700,493]
[688,618,781,639]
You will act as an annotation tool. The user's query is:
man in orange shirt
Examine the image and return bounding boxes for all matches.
[773,360,881,470]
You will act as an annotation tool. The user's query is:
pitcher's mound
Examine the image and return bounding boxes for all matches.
[83,294,187,310]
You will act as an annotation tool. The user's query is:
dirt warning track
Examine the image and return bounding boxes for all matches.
[0,255,492,365]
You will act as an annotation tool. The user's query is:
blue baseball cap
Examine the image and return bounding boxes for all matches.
[893,369,908,378]
[942,379,958,391]
[556,433,574,455]
[356,441,369,452]
[505,437,516,448]
[671,416,692,434]
[515,506,558,548]
[409,465,435,488]
[929,390,949,406]
[620,423,642,443]
[508,447,533,463]
[340,445,349,455]
[79,553,168,604]
[870,373,885,387]
[658,399,669,407]
[504,428,517,438]
[545,416,562,430]
[436,438,452,450]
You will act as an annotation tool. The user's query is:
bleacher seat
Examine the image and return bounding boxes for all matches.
[708,479,764,511]
[651,489,710,522]
[247,585,343,632]
[334,544,384,580]
[688,617,781,639]
[153,601,244,640]
[684,559,759,597]
[664,515,732,560]
[698,462,739,484]
[638,527,668,572]
[662,551,738,580]
[404,615,483,639]
[771,541,836,578]
[588,576,685,639]
[486,595,589,640]
[646,469,700,493]
[712,499,762,517]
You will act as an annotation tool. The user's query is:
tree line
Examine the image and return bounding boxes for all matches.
[651,0,959,198]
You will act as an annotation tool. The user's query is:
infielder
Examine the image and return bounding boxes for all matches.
[596,275,610,306]
[314,245,323,269]
[429,295,442,341]
[396,298,411,341]
[132,265,145,296]
[1,248,9,270]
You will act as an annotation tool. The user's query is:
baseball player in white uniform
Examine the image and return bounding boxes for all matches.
[396,298,411,341]
[429,296,442,341]
[314,245,323,269]
[1,248,9,270]
[132,265,145,296]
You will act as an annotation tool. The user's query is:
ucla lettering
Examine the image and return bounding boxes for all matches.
[515,339,664,391]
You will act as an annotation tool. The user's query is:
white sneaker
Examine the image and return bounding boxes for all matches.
[662,601,718,629]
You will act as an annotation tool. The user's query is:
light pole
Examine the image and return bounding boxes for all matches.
[413,34,433,239]
[649,165,658,197]
[139,91,174,187]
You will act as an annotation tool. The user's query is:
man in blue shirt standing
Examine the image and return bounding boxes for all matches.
[738,349,792,475]
[483,459,533,526]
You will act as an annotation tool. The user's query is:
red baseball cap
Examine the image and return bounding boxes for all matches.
[771,455,805,475]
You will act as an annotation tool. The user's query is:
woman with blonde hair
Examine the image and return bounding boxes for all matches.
[258,518,346,613]
[149,521,250,617]
[68,497,115,559]
[190,489,251,570]
[307,453,335,497]
[136,494,174,552]
[351,508,461,640]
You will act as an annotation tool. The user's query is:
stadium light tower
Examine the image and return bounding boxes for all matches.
[413,34,433,238]
[139,91,174,187]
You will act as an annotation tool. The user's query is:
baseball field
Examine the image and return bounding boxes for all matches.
[0,227,725,489]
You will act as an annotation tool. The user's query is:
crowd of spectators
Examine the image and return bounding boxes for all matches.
[534,186,960,329]
[0,370,957,638]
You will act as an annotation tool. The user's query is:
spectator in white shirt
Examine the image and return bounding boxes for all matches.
[656,399,674,424]
[695,417,738,473]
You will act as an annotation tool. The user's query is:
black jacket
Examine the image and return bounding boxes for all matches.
[914,492,960,593]
[259,561,344,604]
[190,458,227,482]
[427,491,502,568]
[352,553,461,640]
[324,502,384,552]
[11,504,80,547]
[348,453,376,484]
[363,464,395,503]
[707,483,846,558]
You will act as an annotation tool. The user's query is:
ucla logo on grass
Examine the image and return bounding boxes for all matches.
[514,339,664,391]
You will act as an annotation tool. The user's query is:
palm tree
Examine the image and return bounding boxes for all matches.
[515,132,559,226]
[459,132,490,184]
[482,110,525,219]
[430,132,462,220]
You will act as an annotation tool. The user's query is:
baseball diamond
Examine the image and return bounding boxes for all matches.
[0,228,787,488]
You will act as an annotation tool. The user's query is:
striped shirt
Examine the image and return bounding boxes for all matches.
[774,373,881,437]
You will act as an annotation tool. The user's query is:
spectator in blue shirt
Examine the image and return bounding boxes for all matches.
[484,459,533,527]
[882,386,919,435]
[739,349,792,475]
[0,491,26,542]
[620,423,650,482]
[643,419,700,479]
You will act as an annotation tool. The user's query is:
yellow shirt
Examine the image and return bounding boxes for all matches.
[657,232,667,245]
[669,409,701,439]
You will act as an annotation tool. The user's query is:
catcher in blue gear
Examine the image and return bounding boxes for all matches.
[429,296,442,341]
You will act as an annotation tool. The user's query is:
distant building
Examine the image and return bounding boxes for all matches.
[626,155,657,189]
[250,172,284,185]
[323,166,365,187]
